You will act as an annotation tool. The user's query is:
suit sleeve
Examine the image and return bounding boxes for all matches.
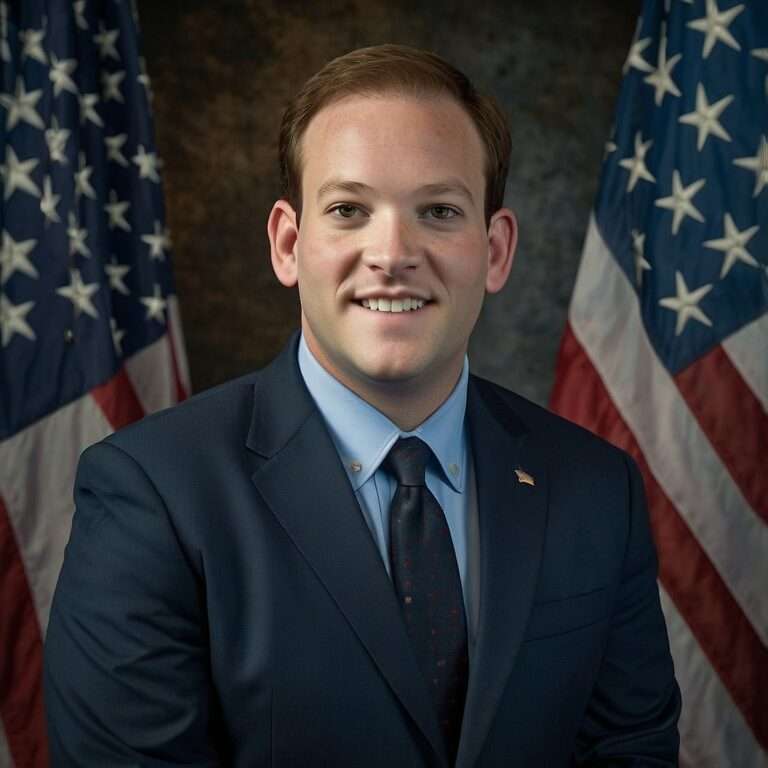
[575,454,682,766]
[44,441,220,767]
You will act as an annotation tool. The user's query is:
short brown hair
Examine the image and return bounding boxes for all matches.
[278,44,511,226]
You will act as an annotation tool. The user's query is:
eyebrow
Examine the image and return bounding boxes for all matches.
[316,179,372,201]
[316,178,475,203]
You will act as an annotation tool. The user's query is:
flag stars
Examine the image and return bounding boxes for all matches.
[67,212,90,258]
[79,92,104,127]
[46,116,71,164]
[140,284,167,323]
[659,272,713,336]
[101,69,125,103]
[733,135,768,197]
[93,22,120,61]
[0,294,35,346]
[110,317,125,355]
[1,147,41,200]
[132,145,161,182]
[57,268,100,319]
[73,0,88,30]
[105,133,129,166]
[0,78,45,131]
[19,27,47,65]
[623,33,653,74]
[678,84,733,150]
[104,190,131,231]
[687,0,744,59]
[49,54,78,97]
[105,258,130,294]
[619,132,656,192]
[137,56,153,101]
[644,30,682,106]
[142,221,171,260]
[75,152,97,199]
[1,232,38,283]
[631,229,651,286]
[654,171,706,235]
[703,214,759,278]
[40,176,61,225]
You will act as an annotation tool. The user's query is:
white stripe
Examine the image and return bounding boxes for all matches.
[167,294,191,393]
[569,215,768,644]
[124,333,177,414]
[0,395,113,635]
[0,724,13,768]
[659,588,767,768]
[722,314,768,414]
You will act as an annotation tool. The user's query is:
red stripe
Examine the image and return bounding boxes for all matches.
[166,320,189,402]
[0,496,49,768]
[91,366,146,430]
[551,323,768,750]
[675,344,768,523]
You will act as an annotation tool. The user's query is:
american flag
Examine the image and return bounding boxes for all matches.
[551,0,767,765]
[0,1,189,765]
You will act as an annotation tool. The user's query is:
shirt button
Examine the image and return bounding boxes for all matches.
[349,461,362,473]
[449,463,459,477]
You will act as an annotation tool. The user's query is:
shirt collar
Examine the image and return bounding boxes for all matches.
[298,334,468,493]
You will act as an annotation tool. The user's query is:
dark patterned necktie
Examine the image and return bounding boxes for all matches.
[385,437,468,764]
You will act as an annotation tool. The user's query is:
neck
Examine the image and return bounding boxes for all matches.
[303,336,463,431]
[350,373,460,432]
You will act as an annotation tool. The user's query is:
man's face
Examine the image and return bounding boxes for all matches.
[271,93,515,404]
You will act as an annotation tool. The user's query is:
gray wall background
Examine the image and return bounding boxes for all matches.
[136,0,640,406]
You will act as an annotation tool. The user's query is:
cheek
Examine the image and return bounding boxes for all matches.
[441,238,489,291]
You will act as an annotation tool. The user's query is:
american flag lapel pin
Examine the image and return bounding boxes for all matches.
[514,468,535,487]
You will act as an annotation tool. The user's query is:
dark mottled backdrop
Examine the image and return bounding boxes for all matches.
[136,0,640,405]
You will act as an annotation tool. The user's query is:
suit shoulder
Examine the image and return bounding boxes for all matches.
[470,374,631,469]
[101,369,263,459]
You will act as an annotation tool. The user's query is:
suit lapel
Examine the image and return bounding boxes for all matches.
[246,338,447,765]
[456,378,549,768]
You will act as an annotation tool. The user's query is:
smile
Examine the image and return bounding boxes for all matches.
[360,298,427,313]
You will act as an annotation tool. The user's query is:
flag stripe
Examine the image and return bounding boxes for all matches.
[168,296,191,399]
[0,496,48,768]
[570,216,768,643]
[659,588,766,768]
[124,335,178,415]
[0,396,114,634]
[0,729,13,768]
[675,345,768,523]
[551,322,768,751]
[91,367,146,431]
[722,315,768,414]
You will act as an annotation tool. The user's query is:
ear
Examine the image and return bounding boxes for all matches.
[485,207,518,294]
[267,199,300,287]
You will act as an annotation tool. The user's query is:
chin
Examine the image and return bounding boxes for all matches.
[349,353,431,388]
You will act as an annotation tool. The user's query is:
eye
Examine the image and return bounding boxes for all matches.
[329,204,364,219]
[424,205,460,220]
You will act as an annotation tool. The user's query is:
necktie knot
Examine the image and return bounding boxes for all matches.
[384,437,430,487]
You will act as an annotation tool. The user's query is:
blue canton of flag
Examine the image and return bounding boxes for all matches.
[1,0,178,438]
[597,0,767,375]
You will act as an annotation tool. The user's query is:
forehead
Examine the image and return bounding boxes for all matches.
[299,94,486,196]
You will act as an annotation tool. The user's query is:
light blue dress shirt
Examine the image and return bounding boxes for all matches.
[298,335,477,646]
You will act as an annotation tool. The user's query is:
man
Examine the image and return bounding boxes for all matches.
[45,45,681,766]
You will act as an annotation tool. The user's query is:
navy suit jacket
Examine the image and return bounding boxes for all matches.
[45,335,680,766]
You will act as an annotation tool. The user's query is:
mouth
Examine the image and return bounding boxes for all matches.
[358,297,430,313]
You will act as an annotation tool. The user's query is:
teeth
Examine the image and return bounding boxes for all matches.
[360,298,426,312]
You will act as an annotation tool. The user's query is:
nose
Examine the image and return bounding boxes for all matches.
[362,213,420,277]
